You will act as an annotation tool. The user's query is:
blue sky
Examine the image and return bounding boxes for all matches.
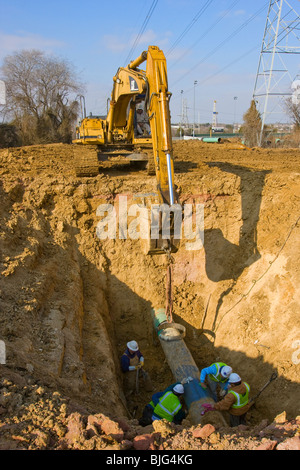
[1,0,300,125]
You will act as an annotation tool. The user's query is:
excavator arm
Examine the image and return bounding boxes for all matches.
[145,46,175,207]
[131,46,178,254]
[125,46,176,207]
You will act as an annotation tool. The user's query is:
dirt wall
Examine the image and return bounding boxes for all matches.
[0,141,299,426]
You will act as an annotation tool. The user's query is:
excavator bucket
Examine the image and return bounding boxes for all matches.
[147,237,179,255]
[145,202,180,255]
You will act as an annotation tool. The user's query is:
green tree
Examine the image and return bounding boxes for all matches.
[0,49,83,145]
[242,100,263,147]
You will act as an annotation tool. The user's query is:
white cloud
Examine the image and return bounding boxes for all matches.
[234,9,247,16]
[102,35,128,53]
[0,31,65,60]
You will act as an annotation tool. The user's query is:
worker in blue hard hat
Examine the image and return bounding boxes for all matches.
[121,340,153,397]
[199,362,232,401]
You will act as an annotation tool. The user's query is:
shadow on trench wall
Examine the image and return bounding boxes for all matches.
[203,162,272,332]
[204,162,272,282]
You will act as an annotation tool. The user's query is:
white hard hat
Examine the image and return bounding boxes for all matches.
[127,340,139,352]
[221,366,232,378]
[173,384,184,394]
[228,373,241,384]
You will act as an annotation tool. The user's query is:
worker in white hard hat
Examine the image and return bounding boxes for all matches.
[202,373,251,427]
[139,382,187,426]
[199,362,233,401]
[121,340,152,396]
[150,383,186,424]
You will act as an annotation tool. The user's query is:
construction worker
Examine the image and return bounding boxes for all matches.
[199,362,232,401]
[151,383,186,424]
[139,382,186,426]
[121,340,152,396]
[202,373,251,427]
[136,106,151,136]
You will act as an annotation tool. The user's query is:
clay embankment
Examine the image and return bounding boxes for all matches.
[0,140,299,450]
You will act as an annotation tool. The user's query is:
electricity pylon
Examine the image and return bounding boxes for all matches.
[253,0,300,146]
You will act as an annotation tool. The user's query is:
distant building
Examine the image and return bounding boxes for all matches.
[212,126,224,133]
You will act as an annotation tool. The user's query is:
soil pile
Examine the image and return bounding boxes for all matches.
[0,140,299,450]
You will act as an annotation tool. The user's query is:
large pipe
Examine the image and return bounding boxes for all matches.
[202,137,221,143]
[152,308,227,426]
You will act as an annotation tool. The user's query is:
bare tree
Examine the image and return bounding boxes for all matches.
[285,97,300,129]
[0,49,83,145]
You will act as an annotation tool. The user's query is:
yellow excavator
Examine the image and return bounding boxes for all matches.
[73,46,179,255]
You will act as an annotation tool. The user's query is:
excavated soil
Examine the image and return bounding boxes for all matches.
[0,139,299,451]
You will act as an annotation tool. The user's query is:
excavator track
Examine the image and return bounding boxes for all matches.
[146,156,156,175]
[73,145,100,177]
[133,144,155,175]
[73,143,156,177]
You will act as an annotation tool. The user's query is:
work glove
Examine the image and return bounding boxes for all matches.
[129,365,141,371]
[181,376,193,384]
[201,403,215,415]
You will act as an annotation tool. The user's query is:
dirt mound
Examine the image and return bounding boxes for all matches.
[0,140,299,451]
[0,364,299,451]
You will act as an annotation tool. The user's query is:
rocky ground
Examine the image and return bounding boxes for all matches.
[0,364,299,450]
[0,139,299,451]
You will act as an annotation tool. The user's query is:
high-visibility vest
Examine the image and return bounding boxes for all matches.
[153,392,182,422]
[209,362,228,383]
[228,383,250,409]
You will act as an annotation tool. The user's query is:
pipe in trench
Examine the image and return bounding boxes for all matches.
[202,137,221,143]
[152,308,227,426]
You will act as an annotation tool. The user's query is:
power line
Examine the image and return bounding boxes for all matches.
[123,0,158,66]
[168,0,241,68]
[172,44,260,120]
[166,0,214,56]
[172,1,269,87]
[187,43,260,97]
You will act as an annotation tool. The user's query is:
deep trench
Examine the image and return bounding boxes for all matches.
[73,206,292,426]
[1,142,299,427]
[72,159,299,425]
